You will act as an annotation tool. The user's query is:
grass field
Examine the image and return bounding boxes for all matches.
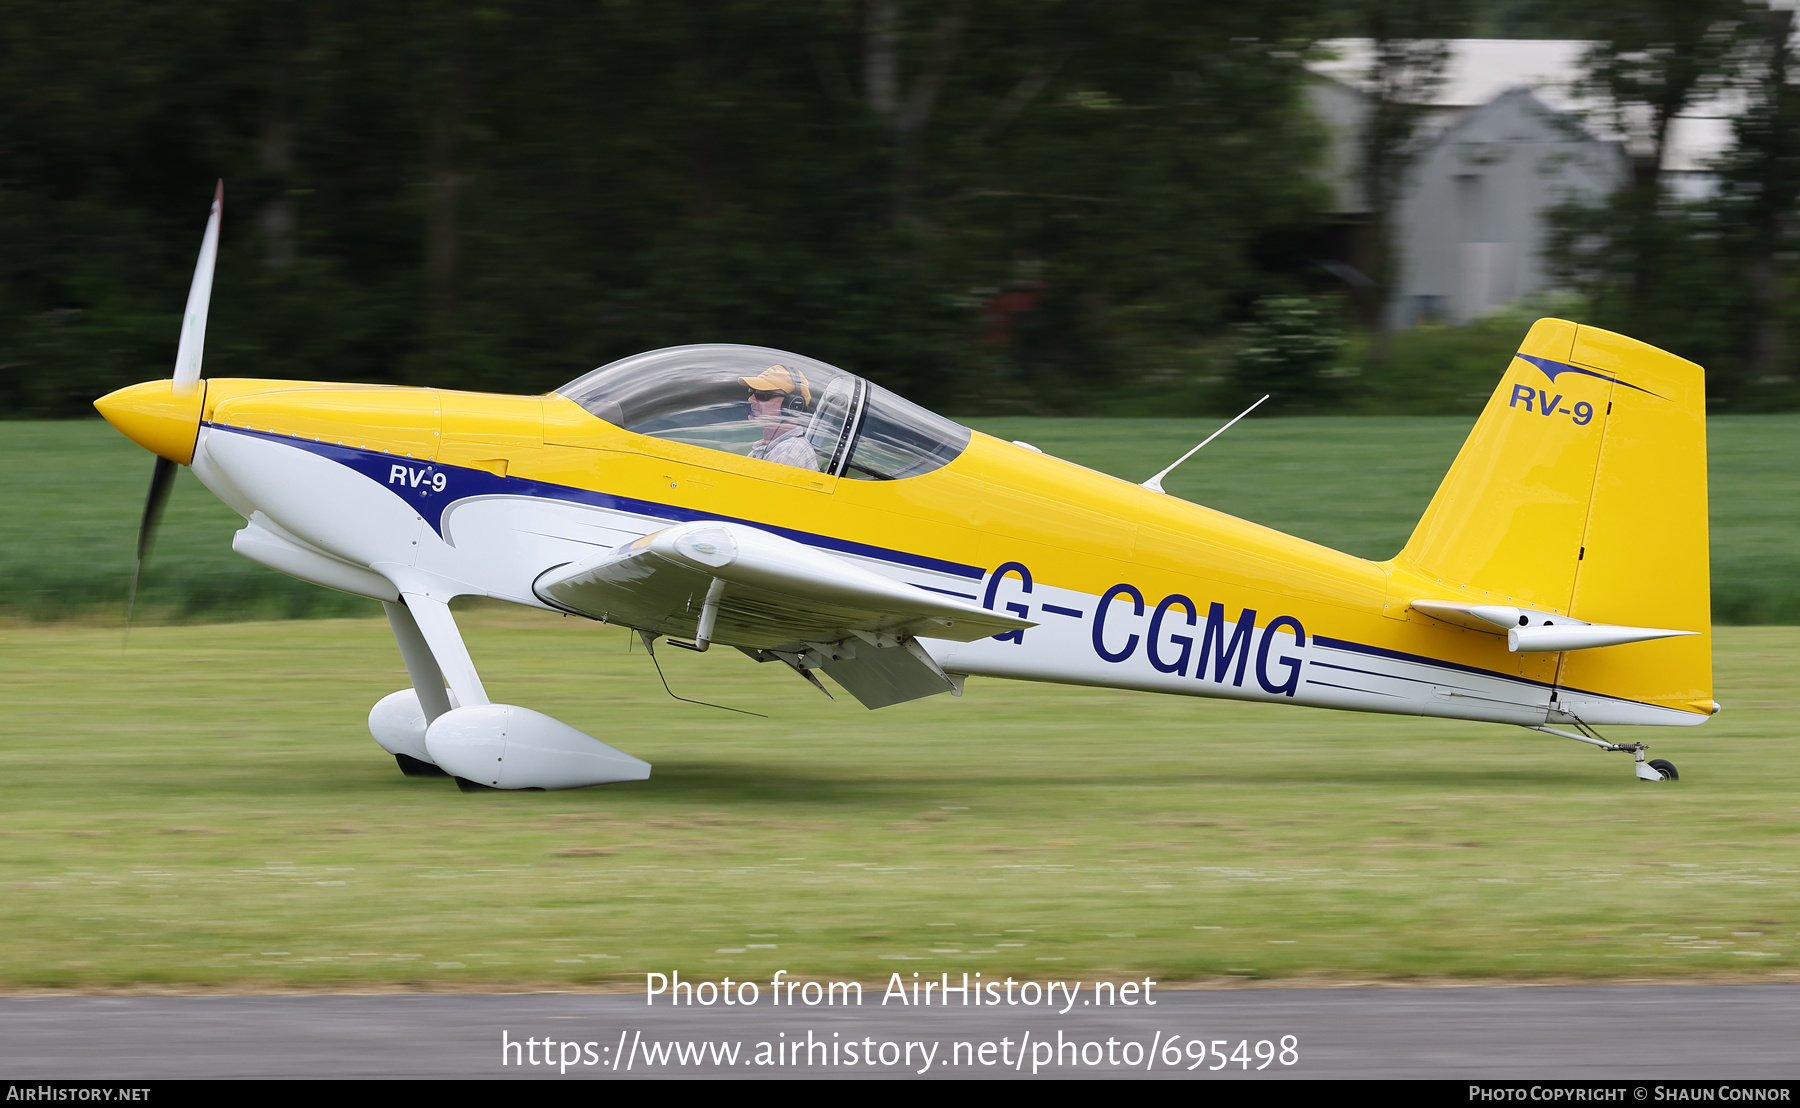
[2,610,1796,990]
[6,415,1798,624]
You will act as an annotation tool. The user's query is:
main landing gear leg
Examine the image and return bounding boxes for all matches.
[368,597,482,777]
[368,599,466,773]
[396,592,490,710]
[384,599,457,723]
[1528,725,1678,781]
[376,584,650,790]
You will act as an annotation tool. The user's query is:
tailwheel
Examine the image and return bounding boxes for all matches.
[1529,726,1678,783]
[395,753,447,778]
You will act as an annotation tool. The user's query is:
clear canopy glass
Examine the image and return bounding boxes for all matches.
[557,344,970,481]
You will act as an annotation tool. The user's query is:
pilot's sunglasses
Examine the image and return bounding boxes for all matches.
[749,389,782,401]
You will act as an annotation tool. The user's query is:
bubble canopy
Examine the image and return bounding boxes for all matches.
[556,344,971,481]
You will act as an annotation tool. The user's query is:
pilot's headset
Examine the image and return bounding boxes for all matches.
[780,365,812,415]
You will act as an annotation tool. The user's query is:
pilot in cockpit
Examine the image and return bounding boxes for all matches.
[740,364,821,471]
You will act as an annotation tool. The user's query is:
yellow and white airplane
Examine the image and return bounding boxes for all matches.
[97,187,1714,790]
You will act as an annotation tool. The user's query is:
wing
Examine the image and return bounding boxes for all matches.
[532,520,1034,708]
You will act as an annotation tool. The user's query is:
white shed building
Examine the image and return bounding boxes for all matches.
[1306,39,1734,326]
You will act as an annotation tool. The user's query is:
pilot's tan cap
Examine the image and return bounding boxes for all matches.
[740,364,810,405]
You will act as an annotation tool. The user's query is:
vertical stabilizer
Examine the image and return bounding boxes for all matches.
[1392,318,1712,718]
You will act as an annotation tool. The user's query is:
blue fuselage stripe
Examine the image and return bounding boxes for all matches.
[1306,678,1401,698]
[205,423,987,580]
[1310,659,1450,689]
[911,584,979,600]
[1313,634,1554,691]
[1312,633,1643,707]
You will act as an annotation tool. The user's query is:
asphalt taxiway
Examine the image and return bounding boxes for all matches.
[2,985,1796,1079]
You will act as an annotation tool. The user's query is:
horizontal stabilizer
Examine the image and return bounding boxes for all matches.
[1409,598,1695,654]
[1508,624,1696,653]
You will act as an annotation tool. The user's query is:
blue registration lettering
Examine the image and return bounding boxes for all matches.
[1147,594,1197,676]
[982,562,1033,644]
[1199,603,1256,686]
[1254,615,1306,697]
[1092,584,1145,663]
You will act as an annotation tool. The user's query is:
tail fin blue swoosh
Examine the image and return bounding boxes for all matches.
[1513,353,1664,399]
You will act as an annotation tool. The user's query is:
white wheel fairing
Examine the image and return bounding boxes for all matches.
[368,687,461,762]
[424,704,651,789]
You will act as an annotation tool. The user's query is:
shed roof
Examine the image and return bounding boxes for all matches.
[1307,39,1741,173]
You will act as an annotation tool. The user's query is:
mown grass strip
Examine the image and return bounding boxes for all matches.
[1,612,1794,989]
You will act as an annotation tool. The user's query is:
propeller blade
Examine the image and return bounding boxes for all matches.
[172,180,222,390]
[125,449,178,637]
[126,181,222,642]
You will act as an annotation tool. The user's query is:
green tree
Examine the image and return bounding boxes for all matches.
[0,0,1342,417]
[1547,0,1800,410]
[1227,293,1348,414]
[1575,0,1752,321]
[1716,2,1800,405]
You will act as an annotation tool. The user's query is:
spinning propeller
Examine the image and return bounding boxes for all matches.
[115,181,223,633]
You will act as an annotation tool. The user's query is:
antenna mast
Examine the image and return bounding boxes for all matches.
[1140,394,1269,495]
